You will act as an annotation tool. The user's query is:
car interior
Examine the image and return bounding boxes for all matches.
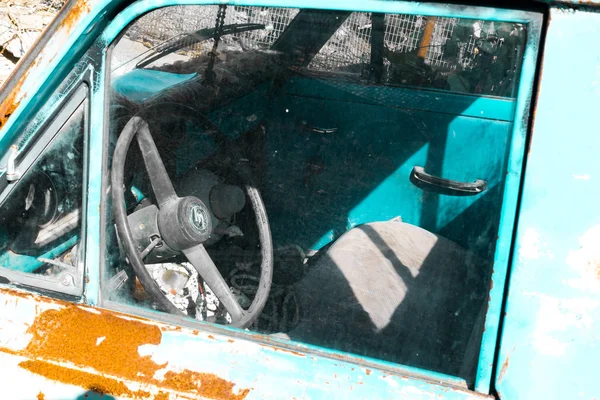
[0,5,527,386]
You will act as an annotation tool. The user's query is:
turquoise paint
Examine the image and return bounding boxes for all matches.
[0,0,116,152]
[473,9,543,393]
[495,8,600,399]
[111,299,470,388]
[0,236,79,273]
[112,70,197,102]
[152,326,478,400]
[347,144,429,234]
[0,0,543,396]
[264,79,513,262]
[435,117,511,231]
[101,0,540,393]
[101,0,541,46]
[130,185,146,203]
[284,78,517,122]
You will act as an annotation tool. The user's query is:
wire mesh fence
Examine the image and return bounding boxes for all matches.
[129,7,495,76]
[306,12,486,76]
[308,12,372,74]
[425,17,457,68]
[384,14,425,53]
[129,5,298,54]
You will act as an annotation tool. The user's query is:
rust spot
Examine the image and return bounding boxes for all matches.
[154,392,170,400]
[591,259,600,280]
[0,0,92,129]
[25,305,164,380]
[0,286,39,301]
[0,71,29,128]
[36,392,45,400]
[499,355,510,382]
[208,334,216,340]
[161,325,183,332]
[20,360,148,398]
[228,339,235,343]
[56,0,92,33]
[162,369,249,400]
[0,346,20,356]
[365,369,371,376]
[262,345,305,357]
[10,302,249,400]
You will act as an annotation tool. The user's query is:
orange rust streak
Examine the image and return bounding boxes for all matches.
[1,287,43,300]
[57,0,92,33]
[25,305,164,381]
[20,360,143,397]
[592,260,600,280]
[264,345,305,357]
[162,370,250,400]
[0,71,28,128]
[0,346,21,356]
[154,392,170,400]
[13,303,250,400]
[499,356,510,382]
[0,0,92,129]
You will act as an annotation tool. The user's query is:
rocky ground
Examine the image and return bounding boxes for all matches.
[0,0,61,84]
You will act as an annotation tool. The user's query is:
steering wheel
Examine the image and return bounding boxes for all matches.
[111,114,273,328]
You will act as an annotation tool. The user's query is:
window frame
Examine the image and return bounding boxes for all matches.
[0,75,91,298]
[95,0,543,395]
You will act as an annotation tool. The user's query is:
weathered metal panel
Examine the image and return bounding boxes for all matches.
[100,2,543,395]
[470,9,543,395]
[0,287,490,399]
[495,7,600,400]
[0,0,124,149]
[0,0,543,397]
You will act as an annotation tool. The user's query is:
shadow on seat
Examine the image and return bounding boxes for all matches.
[286,221,488,383]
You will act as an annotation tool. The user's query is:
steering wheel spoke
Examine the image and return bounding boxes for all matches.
[183,244,245,323]
[132,117,178,207]
[113,114,272,329]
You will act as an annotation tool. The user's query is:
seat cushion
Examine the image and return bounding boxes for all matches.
[286,221,488,380]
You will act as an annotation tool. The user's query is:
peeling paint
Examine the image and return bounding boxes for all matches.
[261,345,306,358]
[0,0,93,129]
[573,174,591,180]
[0,298,250,400]
[518,228,553,262]
[529,293,600,356]
[0,69,30,127]
[20,360,150,398]
[567,225,600,292]
[518,228,542,261]
[56,0,93,33]
[498,356,509,382]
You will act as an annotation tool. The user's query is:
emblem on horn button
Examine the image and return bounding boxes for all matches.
[189,204,209,234]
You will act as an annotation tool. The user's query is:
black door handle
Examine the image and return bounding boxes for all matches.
[410,166,487,196]
[298,120,338,134]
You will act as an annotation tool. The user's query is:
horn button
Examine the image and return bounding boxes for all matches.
[158,196,214,251]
